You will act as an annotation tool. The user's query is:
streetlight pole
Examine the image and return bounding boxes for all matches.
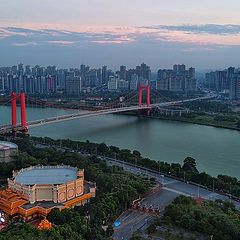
[230,183,232,203]
[178,167,180,176]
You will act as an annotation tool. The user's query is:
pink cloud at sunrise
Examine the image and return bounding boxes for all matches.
[1,0,240,68]
[47,40,75,45]
[1,23,240,47]
[158,30,240,46]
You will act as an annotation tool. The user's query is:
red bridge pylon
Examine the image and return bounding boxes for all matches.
[11,92,28,135]
[138,83,151,114]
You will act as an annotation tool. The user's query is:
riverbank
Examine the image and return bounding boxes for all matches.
[2,105,240,178]
[0,137,151,240]
[13,136,240,200]
[122,111,240,132]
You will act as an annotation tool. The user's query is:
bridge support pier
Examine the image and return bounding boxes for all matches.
[10,92,28,135]
[138,83,151,115]
[20,92,28,135]
[138,87,143,107]
[11,92,17,134]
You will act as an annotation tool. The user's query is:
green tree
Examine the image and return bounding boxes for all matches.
[182,157,199,173]
[133,150,141,158]
[237,120,240,128]
[147,223,157,234]
[105,225,114,237]
[47,208,67,225]
[97,143,108,154]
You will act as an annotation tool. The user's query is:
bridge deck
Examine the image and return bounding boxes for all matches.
[0,94,216,134]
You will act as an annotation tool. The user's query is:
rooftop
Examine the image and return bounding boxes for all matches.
[0,141,18,150]
[20,201,63,210]
[15,165,78,185]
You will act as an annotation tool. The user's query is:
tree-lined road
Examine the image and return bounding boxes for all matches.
[31,141,237,240]
[106,158,240,240]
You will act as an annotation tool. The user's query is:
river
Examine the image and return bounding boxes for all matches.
[1,106,240,178]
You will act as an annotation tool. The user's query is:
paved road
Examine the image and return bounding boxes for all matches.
[31,142,238,239]
[112,186,178,240]
[107,159,239,204]
[106,158,240,240]
[31,142,240,207]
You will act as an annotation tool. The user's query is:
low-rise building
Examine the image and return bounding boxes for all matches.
[0,141,18,162]
[0,165,96,226]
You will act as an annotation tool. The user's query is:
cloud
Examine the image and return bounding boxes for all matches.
[1,24,240,48]
[47,40,75,45]
[150,24,240,35]
[0,25,240,69]
[181,47,216,52]
[12,41,38,46]
[142,24,240,46]
[92,35,135,44]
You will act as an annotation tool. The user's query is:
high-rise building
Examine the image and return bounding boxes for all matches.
[66,72,82,95]
[157,65,196,92]
[157,69,172,91]
[138,63,151,81]
[85,70,98,88]
[130,74,138,90]
[18,63,24,74]
[184,67,196,92]
[215,71,228,92]
[173,64,186,74]
[205,68,232,93]
[25,65,31,75]
[205,72,216,90]
[120,65,127,80]
[229,70,240,99]
[108,76,118,91]
[96,68,102,86]
[118,79,129,90]
[135,63,151,86]
[46,66,57,76]
[102,66,107,84]
[80,64,87,87]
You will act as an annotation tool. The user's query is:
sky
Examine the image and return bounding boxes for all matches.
[0,0,240,70]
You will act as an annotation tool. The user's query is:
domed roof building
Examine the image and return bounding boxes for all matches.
[0,165,96,226]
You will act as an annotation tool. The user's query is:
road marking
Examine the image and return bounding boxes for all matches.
[162,187,192,197]
[162,180,178,186]
[205,192,221,200]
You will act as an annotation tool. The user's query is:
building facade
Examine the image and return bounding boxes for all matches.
[0,165,96,224]
[0,141,18,163]
[157,65,196,92]
[206,67,240,99]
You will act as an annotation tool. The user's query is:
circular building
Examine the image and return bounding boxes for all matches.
[0,141,18,163]
[9,165,85,204]
[0,165,96,224]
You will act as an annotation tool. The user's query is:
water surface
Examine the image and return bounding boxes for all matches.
[1,106,240,178]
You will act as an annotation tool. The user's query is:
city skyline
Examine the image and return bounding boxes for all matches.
[0,63,197,95]
[1,0,240,69]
